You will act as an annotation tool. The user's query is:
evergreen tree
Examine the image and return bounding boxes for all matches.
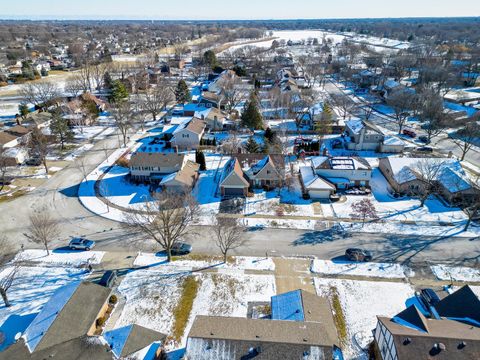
[195,150,207,171]
[50,112,74,150]
[110,80,128,103]
[264,127,276,143]
[40,67,48,77]
[18,103,30,121]
[175,80,191,104]
[244,137,260,153]
[203,50,217,69]
[103,72,113,90]
[21,60,35,80]
[241,92,263,130]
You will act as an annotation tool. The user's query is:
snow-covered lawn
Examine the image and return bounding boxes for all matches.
[0,266,87,351]
[114,265,275,348]
[315,278,415,360]
[14,249,105,267]
[63,143,94,161]
[311,259,413,279]
[431,264,480,282]
[244,188,314,218]
[133,253,275,272]
[73,126,115,140]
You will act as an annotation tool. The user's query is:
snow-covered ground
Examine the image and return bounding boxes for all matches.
[311,259,413,279]
[431,264,480,282]
[13,249,105,267]
[133,253,275,271]
[114,265,275,349]
[315,278,415,360]
[0,266,88,351]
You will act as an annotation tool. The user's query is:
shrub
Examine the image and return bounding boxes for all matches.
[116,157,129,168]
[109,294,118,304]
[96,316,106,327]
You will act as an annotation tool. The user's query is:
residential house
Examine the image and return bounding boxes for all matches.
[220,158,250,197]
[195,107,227,131]
[129,152,187,183]
[170,118,206,151]
[208,70,238,93]
[378,157,477,204]
[374,286,480,360]
[186,290,340,360]
[198,91,222,109]
[310,156,372,189]
[239,154,285,190]
[0,281,166,360]
[299,165,336,199]
[160,160,200,193]
[344,119,405,153]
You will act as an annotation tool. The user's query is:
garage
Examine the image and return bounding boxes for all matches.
[300,166,336,200]
[221,186,247,197]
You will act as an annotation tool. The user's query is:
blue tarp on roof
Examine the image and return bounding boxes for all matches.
[271,290,305,322]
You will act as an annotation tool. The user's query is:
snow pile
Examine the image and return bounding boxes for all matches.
[311,259,413,279]
[315,278,415,359]
[431,265,480,282]
[14,249,105,267]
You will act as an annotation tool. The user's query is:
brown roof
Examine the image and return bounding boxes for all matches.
[185,118,206,135]
[221,158,250,187]
[163,160,199,188]
[201,91,220,102]
[5,125,31,137]
[188,316,336,347]
[0,131,17,145]
[130,152,185,169]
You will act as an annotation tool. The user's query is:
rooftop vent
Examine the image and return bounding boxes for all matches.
[403,337,411,345]
[458,341,466,349]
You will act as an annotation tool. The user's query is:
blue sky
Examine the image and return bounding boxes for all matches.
[3,0,480,20]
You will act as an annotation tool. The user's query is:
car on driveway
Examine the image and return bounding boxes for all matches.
[98,270,117,288]
[345,248,372,262]
[69,237,96,251]
[171,242,192,256]
[416,146,433,153]
[420,288,441,308]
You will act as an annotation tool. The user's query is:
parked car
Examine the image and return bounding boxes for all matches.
[402,128,417,138]
[416,146,433,153]
[345,248,372,262]
[98,270,117,288]
[69,237,96,251]
[420,288,441,308]
[170,242,192,256]
[25,157,42,166]
[418,135,430,144]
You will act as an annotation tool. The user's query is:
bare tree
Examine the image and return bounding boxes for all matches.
[211,217,246,263]
[27,127,50,174]
[462,194,480,231]
[413,159,444,207]
[386,90,415,134]
[64,76,84,97]
[124,191,199,262]
[110,101,134,147]
[74,156,89,182]
[23,210,59,255]
[350,198,378,227]
[451,119,480,161]
[140,80,175,124]
[0,147,9,192]
[419,90,449,143]
[20,81,60,111]
[329,92,355,120]
[0,264,18,308]
[217,75,248,112]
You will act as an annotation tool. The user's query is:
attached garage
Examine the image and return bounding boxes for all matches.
[221,186,247,197]
[220,159,250,198]
[300,166,336,200]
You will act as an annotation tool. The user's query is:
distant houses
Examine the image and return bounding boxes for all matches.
[344,119,405,153]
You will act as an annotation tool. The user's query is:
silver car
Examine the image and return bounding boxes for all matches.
[69,237,96,251]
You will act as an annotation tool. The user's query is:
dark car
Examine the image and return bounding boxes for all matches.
[171,242,192,256]
[98,270,117,288]
[69,237,96,251]
[402,129,417,138]
[420,288,441,308]
[25,157,42,166]
[345,248,372,262]
[418,135,430,144]
[416,146,433,153]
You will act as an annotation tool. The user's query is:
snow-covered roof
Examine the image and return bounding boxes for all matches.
[345,119,364,135]
[300,166,335,191]
[311,156,329,169]
[385,157,472,192]
[383,136,405,146]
